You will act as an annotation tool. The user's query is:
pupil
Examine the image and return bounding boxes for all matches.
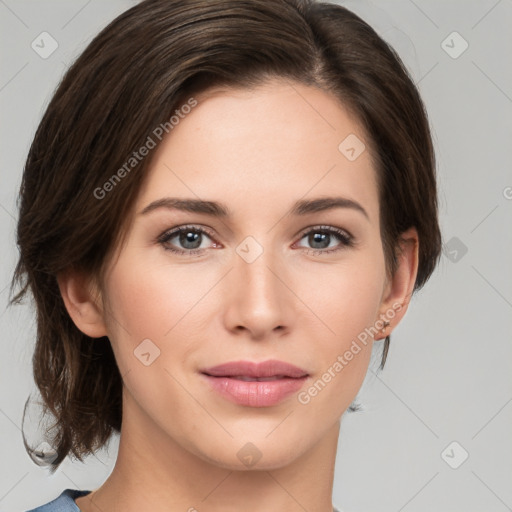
[310,232,329,249]
[180,231,201,249]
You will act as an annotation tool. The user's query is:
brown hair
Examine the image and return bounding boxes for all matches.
[10,0,441,473]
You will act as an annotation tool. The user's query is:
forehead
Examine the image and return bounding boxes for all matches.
[136,79,380,224]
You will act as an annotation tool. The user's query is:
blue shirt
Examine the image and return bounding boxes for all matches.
[26,489,92,511]
[26,488,343,511]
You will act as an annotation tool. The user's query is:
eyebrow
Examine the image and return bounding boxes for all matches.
[139,196,369,220]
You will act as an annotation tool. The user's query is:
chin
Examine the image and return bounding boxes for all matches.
[194,434,313,472]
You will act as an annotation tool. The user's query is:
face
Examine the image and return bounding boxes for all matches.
[97,79,394,470]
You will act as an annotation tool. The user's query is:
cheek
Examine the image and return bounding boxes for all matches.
[101,254,224,375]
[104,257,201,336]
[296,276,379,416]
[299,251,386,340]
[295,251,386,397]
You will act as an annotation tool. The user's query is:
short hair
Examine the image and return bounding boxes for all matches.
[10,0,442,473]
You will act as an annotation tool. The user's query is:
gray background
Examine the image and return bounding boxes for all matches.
[1,1,511,511]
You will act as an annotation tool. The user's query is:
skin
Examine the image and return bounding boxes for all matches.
[60,79,418,512]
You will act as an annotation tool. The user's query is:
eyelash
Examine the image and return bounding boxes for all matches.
[156,224,355,257]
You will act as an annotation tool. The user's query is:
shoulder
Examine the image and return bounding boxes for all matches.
[26,489,92,512]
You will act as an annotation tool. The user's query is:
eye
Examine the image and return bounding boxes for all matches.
[294,225,355,255]
[157,224,355,257]
[157,225,218,256]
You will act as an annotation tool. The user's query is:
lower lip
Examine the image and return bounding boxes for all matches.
[202,374,308,407]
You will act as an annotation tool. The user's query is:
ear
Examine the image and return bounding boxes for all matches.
[56,268,108,338]
[375,227,419,340]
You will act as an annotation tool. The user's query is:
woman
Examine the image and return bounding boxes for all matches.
[11,0,442,510]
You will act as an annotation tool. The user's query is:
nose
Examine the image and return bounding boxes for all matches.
[222,241,294,341]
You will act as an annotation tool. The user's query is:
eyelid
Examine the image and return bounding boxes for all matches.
[296,224,354,241]
[158,224,218,241]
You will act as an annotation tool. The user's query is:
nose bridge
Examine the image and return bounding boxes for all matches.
[223,234,292,336]
[236,235,282,304]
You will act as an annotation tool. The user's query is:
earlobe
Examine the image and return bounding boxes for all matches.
[56,269,108,338]
[376,227,419,340]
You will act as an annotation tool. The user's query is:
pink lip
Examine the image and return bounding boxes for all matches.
[202,359,308,378]
[200,359,309,407]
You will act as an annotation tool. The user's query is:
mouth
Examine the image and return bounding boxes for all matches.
[201,359,309,379]
[200,360,309,407]
[212,375,294,382]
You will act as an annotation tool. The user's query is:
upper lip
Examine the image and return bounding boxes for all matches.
[201,359,309,378]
